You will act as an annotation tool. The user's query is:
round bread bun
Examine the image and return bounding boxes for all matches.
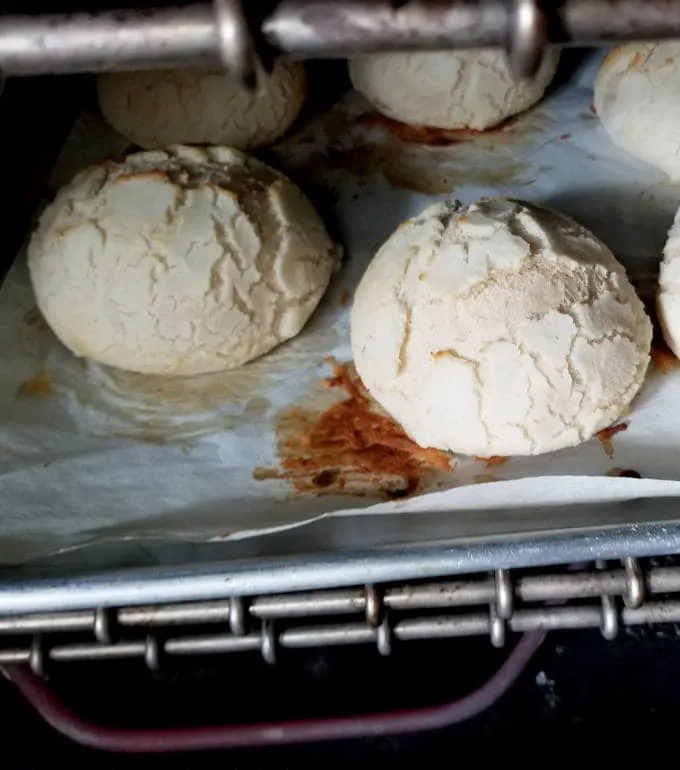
[348,48,560,131]
[350,198,652,457]
[594,43,680,178]
[28,145,338,377]
[97,61,306,151]
[657,206,680,357]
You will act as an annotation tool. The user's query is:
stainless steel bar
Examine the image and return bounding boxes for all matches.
[165,634,260,655]
[281,623,374,648]
[50,641,144,662]
[0,610,92,634]
[647,566,680,593]
[3,0,680,78]
[386,580,495,609]
[262,0,509,58]
[517,570,627,601]
[119,600,231,627]
[396,614,491,640]
[0,4,220,76]
[250,590,366,618]
[6,594,680,668]
[511,606,602,631]
[0,565,679,637]
[264,0,680,56]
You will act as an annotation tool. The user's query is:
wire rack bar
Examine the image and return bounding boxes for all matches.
[0,558,678,674]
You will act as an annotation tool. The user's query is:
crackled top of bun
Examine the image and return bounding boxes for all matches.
[595,42,680,178]
[348,48,559,131]
[97,61,306,150]
[28,145,338,376]
[351,197,651,457]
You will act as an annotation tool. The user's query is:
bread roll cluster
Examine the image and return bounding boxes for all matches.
[27,45,676,461]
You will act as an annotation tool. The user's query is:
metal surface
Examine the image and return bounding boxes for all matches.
[4,631,546,750]
[5,501,680,615]
[1,560,680,671]
[3,0,680,79]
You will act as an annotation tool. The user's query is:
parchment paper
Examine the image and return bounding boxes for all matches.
[4,49,680,565]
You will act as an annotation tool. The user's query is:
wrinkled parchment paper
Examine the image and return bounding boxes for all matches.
[4,49,680,565]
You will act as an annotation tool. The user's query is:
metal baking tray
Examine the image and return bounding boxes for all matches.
[4,37,680,751]
[0,55,680,618]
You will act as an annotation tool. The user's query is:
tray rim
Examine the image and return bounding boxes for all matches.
[1,500,680,615]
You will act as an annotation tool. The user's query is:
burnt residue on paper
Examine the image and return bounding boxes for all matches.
[473,455,508,470]
[631,274,680,375]
[267,91,553,196]
[254,358,454,500]
[596,422,628,459]
[16,366,53,399]
[606,467,643,479]
[354,112,520,146]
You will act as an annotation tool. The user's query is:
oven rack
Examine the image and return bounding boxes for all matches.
[1,557,679,675]
[3,0,680,81]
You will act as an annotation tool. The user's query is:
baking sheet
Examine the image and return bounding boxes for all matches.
[4,48,680,566]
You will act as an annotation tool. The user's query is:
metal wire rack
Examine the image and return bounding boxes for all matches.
[1,557,679,676]
[3,0,680,80]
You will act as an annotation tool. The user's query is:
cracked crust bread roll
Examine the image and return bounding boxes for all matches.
[28,145,338,377]
[594,43,680,179]
[657,206,680,357]
[97,61,306,151]
[350,198,652,457]
[348,48,560,131]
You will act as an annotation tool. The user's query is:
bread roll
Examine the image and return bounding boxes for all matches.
[594,43,680,178]
[348,48,560,131]
[28,146,338,377]
[658,206,680,357]
[97,61,306,151]
[350,198,651,457]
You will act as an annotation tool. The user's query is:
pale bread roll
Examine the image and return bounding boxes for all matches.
[350,198,652,457]
[348,48,560,131]
[28,146,338,377]
[594,42,680,178]
[97,61,306,150]
[658,206,680,357]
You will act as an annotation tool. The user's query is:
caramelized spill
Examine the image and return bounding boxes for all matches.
[636,284,680,374]
[651,341,678,374]
[339,288,351,308]
[23,307,49,331]
[473,473,504,485]
[596,422,628,459]
[256,359,453,500]
[606,467,642,479]
[356,112,517,146]
[473,455,508,469]
[16,367,53,399]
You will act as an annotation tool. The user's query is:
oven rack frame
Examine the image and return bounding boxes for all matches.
[1,557,679,674]
[2,0,680,82]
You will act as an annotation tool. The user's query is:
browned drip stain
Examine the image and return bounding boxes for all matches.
[269,96,546,195]
[23,307,49,331]
[338,288,351,308]
[255,358,453,500]
[355,112,518,146]
[321,142,529,196]
[596,422,628,459]
[651,338,679,374]
[635,278,680,374]
[559,133,571,141]
[16,367,53,399]
[473,455,508,469]
[473,474,505,485]
[606,467,642,479]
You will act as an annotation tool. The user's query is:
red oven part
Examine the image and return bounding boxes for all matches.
[2,631,545,752]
